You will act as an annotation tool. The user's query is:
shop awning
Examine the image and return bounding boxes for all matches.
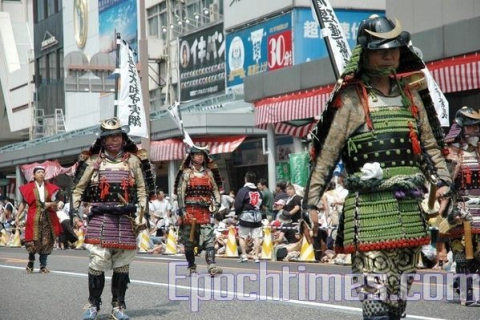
[254,85,333,137]
[428,51,480,93]
[150,135,247,162]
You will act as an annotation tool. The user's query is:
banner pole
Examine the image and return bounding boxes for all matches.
[114,32,121,117]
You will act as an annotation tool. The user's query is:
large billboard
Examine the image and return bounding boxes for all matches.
[179,23,226,102]
[98,0,138,57]
[293,8,383,64]
[226,13,293,93]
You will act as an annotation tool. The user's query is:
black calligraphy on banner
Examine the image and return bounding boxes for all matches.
[434,86,448,120]
[179,23,226,101]
[311,0,351,76]
[126,51,141,128]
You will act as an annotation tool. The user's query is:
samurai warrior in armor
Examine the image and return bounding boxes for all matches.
[304,15,452,319]
[73,117,155,320]
[444,106,480,306]
[174,145,223,276]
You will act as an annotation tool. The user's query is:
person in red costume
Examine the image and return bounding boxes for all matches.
[15,166,61,273]
[174,146,223,276]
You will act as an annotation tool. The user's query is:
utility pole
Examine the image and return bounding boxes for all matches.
[139,0,151,155]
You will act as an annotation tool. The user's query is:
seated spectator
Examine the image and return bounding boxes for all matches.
[273,199,287,220]
[275,211,298,245]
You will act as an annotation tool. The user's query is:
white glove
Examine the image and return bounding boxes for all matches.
[466,198,480,205]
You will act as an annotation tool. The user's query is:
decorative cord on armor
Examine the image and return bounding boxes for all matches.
[347,138,358,157]
[408,121,422,154]
[140,158,156,198]
[344,173,426,193]
[121,177,130,202]
[99,176,110,200]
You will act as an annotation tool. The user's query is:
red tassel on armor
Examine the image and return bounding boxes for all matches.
[309,146,316,162]
[121,177,129,202]
[404,87,419,118]
[356,84,373,130]
[464,167,472,186]
[99,176,110,200]
[408,122,422,154]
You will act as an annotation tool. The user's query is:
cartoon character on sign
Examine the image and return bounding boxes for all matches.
[228,36,245,81]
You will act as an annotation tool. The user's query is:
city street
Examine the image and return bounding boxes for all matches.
[0,247,478,320]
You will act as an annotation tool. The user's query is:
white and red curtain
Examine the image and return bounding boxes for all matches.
[149,135,246,162]
[428,51,480,93]
[254,85,333,137]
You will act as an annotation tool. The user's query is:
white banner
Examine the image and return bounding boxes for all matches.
[311,0,351,77]
[423,68,450,127]
[166,102,194,147]
[114,39,148,138]
[410,45,450,127]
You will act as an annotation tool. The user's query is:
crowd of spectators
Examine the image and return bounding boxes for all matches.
[0,174,454,270]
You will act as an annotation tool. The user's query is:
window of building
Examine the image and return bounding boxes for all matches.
[38,56,48,84]
[35,0,46,23]
[147,1,167,42]
[48,52,57,81]
[147,6,159,36]
[48,0,56,16]
[59,48,64,79]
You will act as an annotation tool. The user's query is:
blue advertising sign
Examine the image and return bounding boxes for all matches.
[98,0,138,58]
[226,13,293,92]
[293,8,384,64]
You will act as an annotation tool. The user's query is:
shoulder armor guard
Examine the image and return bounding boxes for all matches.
[403,71,427,91]
[79,150,91,162]
[136,148,148,161]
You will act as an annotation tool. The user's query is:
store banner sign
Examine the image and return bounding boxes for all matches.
[276,162,291,183]
[289,152,310,188]
[226,13,293,92]
[179,23,226,102]
[293,8,383,64]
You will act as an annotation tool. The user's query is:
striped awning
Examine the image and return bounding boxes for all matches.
[254,85,333,137]
[150,135,246,162]
[428,51,480,93]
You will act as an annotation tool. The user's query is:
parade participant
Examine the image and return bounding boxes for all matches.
[444,106,480,306]
[15,166,61,274]
[235,171,263,263]
[304,15,452,320]
[174,145,222,276]
[72,117,151,320]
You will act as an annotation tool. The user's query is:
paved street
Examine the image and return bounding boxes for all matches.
[0,247,478,320]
